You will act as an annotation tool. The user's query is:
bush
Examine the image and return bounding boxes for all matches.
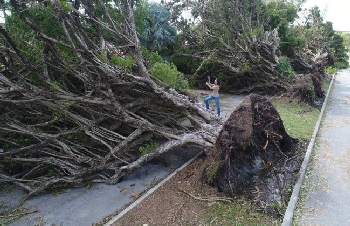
[110,55,135,72]
[150,62,189,91]
[277,57,295,78]
[138,142,159,156]
[142,48,163,66]
[142,48,188,90]
[325,66,337,75]
[334,61,349,70]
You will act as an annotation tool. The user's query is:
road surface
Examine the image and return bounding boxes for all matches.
[297,70,350,225]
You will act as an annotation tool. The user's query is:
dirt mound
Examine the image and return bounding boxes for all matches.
[204,94,299,212]
[289,73,324,106]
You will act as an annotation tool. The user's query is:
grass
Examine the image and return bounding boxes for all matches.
[273,100,320,140]
[322,75,332,92]
[206,201,280,226]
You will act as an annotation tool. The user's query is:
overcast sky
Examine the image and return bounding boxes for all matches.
[301,0,350,31]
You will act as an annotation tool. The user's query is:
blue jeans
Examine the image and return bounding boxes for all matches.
[204,95,221,116]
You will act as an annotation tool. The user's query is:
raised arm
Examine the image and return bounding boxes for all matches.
[206,82,213,89]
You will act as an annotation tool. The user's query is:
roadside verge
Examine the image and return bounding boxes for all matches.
[104,151,203,226]
[281,74,336,226]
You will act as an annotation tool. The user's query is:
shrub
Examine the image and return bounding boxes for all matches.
[110,55,135,72]
[150,62,189,91]
[334,61,349,70]
[5,13,43,63]
[277,57,294,78]
[138,142,159,156]
[325,66,337,75]
[142,48,163,66]
[175,74,190,91]
[142,48,189,90]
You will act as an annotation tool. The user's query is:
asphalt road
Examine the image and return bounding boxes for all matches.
[297,70,350,225]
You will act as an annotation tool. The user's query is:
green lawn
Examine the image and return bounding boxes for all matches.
[273,100,320,141]
[206,201,280,226]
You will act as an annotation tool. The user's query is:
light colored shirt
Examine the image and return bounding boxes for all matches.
[206,82,220,97]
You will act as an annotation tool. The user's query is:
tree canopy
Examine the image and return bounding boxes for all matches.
[135,1,177,50]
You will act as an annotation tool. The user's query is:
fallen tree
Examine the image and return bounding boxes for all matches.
[0,0,218,199]
[287,51,331,106]
[171,0,288,95]
[288,73,324,106]
[169,0,341,96]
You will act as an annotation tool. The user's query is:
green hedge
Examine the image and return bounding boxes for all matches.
[150,62,189,91]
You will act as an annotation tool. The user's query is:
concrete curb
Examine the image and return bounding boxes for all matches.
[104,151,203,226]
[281,74,336,226]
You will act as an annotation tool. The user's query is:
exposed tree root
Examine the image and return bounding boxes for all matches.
[203,95,300,214]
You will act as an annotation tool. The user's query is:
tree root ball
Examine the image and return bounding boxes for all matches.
[311,73,325,99]
[204,94,298,211]
[289,73,324,106]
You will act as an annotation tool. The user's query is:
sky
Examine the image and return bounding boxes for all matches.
[301,0,350,31]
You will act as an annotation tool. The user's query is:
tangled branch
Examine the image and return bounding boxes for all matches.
[0,0,217,199]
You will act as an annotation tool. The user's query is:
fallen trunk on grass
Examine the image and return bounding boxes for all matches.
[204,95,300,213]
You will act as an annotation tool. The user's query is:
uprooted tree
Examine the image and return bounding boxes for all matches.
[0,0,219,199]
[173,0,285,94]
[204,95,300,212]
[168,1,347,96]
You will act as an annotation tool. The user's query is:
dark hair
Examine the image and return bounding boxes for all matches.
[214,78,219,85]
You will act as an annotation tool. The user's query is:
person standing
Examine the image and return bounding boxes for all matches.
[204,77,221,117]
